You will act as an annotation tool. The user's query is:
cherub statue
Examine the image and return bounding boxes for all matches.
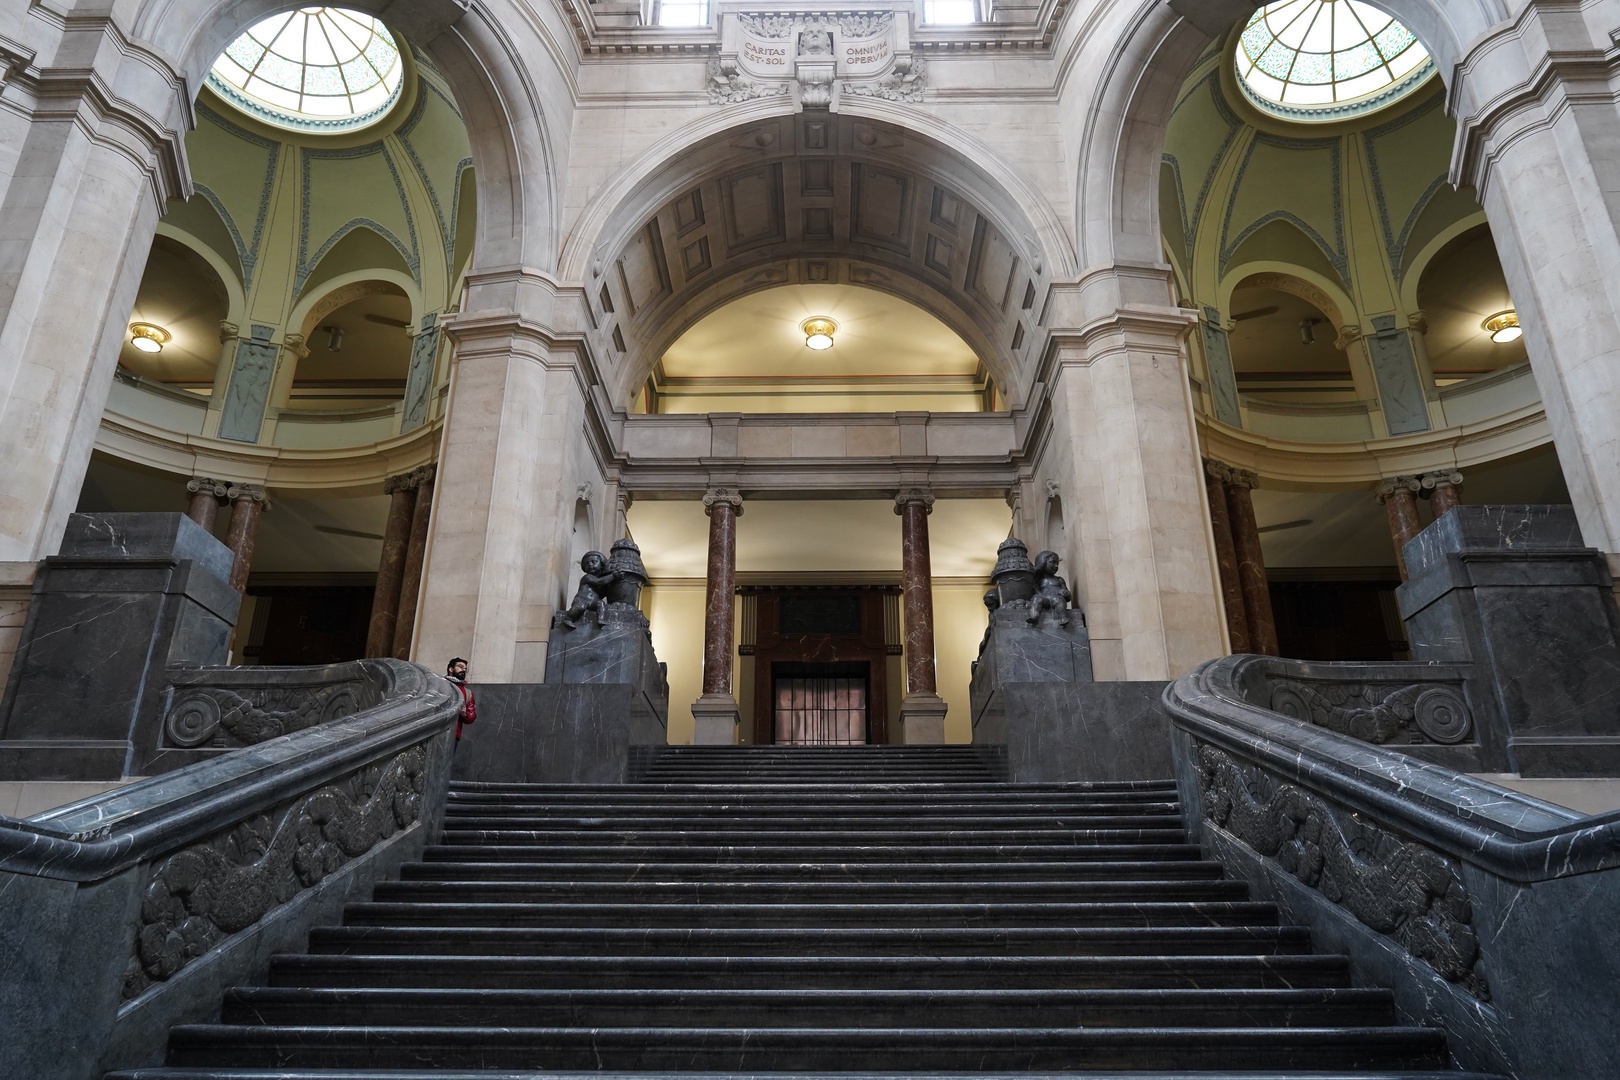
[976,586,1000,657]
[559,551,616,629]
[1027,550,1071,627]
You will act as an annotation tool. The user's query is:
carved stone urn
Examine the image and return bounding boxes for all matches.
[992,537,1036,605]
[607,538,649,608]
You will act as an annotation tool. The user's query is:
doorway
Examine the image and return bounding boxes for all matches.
[772,661,870,745]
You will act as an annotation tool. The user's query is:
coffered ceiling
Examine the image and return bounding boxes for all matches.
[586,114,1049,410]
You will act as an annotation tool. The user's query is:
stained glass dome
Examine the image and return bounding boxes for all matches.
[1236,0,1433,120]
[208,8,404,132]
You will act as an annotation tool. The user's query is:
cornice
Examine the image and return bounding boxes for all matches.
[95,409,442,494]
[1196,402,1552,488]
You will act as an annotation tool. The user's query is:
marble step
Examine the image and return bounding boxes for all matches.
[216,984,1399,1028]
[266,952,1352,991]
[340,899,1285,929]
[110,1069,1508,1080]
[421,842,1206,863]
[436,822,1188,841]
[442,798,1183,816]
[158,1024,1450,1072]
[305,924,1312,958]
[369,877,1250,905]
[396,859,1227,883]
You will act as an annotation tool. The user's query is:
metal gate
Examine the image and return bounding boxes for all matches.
[772,665,868,745]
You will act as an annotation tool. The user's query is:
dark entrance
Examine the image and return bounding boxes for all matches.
[772,661,870,745]
[744,587,898,744]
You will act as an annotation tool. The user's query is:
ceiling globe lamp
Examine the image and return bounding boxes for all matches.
[1484,310,1522,344]
[801,317,837,351]
[129,323,171,354]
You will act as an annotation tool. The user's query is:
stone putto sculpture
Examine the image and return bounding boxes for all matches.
[558,551,615,628]
[1027,550,1072,627]
[554,538,651,631]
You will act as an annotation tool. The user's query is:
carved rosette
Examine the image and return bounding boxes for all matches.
[1267,679,1473,745]
[123,743,430,1000]
[163,677,381,749]
[1195,743,1489,1000]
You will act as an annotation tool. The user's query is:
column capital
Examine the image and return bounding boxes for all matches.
[1224,467,1259,491]
[219,321,241,344]
[1043,478,1062,502]
[1376,475,1422,501]
[702,487,744,516]
[225,483,272,510]
[575,481,595,504]
[1419,469,1464,493]
[385,464,437,494]
[186,477,230,499]
[1202,457,1236,484]
[893,487,936,515]
[1334,325,1364,350]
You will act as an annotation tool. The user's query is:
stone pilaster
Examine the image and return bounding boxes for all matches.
[692,487,743,744]
[1202,460,1250,653]
[393,465,436,661]
[414,302,596,682]
[895,487,946,744]
[1377,476,1424,581]
[0,47,189,564]
[185,478,230,533]
[1039,305,1224,681]
[1222,468,1278,656]
[366,471,423,658]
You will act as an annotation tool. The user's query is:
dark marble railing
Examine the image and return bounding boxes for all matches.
[1165,655,1620,1079]
[1223,654,1496,772]
[0,659,460,1080]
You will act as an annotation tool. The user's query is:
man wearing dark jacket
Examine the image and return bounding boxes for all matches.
[446,657,476,741]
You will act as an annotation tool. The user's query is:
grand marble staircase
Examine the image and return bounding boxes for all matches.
[111,745,1494,1078]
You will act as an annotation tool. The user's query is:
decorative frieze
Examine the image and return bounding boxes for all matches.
[713,11,924,107]
[125,742,429,999]
[1195,743,1489,1000]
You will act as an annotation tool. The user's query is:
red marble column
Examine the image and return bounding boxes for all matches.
[894,487,947,742]
[1422,469,1464,519]
[185,477,228,533]
[700,488,742,697]
[1378,476,1424,581]
[1224,469,1279,656]
[366,472,419,658]
[223,485,269,593]
[1203,460,1251,653]
[393,465,436,660]
[896,490,938,696]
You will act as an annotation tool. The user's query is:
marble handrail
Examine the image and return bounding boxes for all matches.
[1164,654,1620,882]
[0,659,458,881]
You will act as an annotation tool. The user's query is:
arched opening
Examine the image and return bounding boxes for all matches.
[1414,223,1526,388]
[573,112,1062,414]
[1227,275,1349,403]
[639,283,990,414]
[118,235,232,391]
[290,282,414,411]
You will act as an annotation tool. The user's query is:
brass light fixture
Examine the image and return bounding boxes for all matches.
[801,316,837,351]
[128,323,171,354]
[1483,310,1522,344]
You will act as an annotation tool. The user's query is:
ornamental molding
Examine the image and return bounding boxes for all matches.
[710,11,926,107]
[1196,743,1489,999]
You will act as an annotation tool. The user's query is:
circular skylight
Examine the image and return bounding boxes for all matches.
[208,7,404,133]
[1236,0,1433,120]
